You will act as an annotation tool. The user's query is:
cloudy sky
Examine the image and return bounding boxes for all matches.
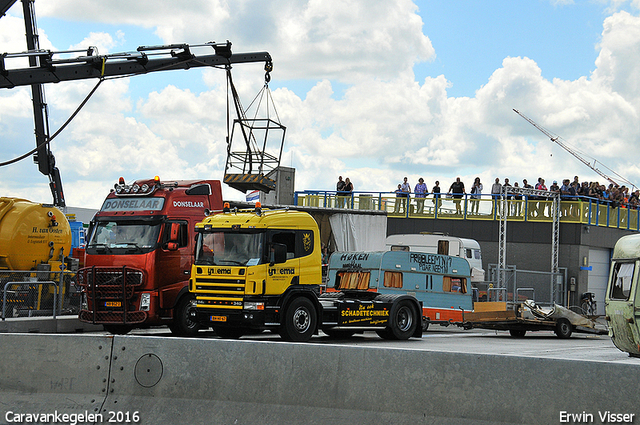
[1,0,640,209]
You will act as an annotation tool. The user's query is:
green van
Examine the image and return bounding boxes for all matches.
[606,233,640,357]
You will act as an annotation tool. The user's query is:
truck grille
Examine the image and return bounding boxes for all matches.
[79,310,147,324]
[194,276,245,309]
[77,266,145,324]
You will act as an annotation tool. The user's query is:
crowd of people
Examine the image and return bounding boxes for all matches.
[334,175,640,211]
[389,175,640,210]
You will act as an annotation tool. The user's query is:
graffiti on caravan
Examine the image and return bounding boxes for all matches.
[410,253,452,273]
[339,252,369,269]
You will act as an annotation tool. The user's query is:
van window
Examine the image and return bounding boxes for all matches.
[465,249,472,259]
[383,271,403,288]
[443,276,467,294]
[610,262,635,300]
[337,271,370,290]
[437,240,449,256]
[390,245,410,252]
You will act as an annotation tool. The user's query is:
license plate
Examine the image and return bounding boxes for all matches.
[105,301,122,308]
[211,315,227,322]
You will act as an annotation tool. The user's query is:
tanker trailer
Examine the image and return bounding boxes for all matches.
[0,197,76,317]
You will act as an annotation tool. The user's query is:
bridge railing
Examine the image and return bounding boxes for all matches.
[294,191,640,231]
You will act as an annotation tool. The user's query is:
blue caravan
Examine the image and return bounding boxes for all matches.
[327,250,473,328]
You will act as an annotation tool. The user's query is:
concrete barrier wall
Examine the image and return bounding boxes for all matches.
[0,333,639,425]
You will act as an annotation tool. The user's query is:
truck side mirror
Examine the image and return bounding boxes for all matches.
[167,242,178,251]
[170,222,180,241]
[269,243,287,265]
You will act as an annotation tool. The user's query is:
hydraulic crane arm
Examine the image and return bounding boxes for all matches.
[0,0,17,18]
[0,42,272,89]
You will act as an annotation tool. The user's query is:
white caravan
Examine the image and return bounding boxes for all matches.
[385,233,485,282]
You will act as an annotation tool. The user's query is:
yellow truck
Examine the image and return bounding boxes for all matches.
[0,197,76,317]
[605,233,640,357]
[190,205,422,341]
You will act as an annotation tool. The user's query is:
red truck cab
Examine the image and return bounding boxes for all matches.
[78,177,222,335]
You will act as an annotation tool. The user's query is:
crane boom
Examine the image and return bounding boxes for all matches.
[0,42,272,89]
[513,109,635,189]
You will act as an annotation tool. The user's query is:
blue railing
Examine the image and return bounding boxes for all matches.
[294,190,640,231]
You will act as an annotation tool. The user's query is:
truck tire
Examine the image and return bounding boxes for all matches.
[280,297,317,342]
[554,318,573,339]
[103,324,133,335]
[380,300,418,340]
[169,295,201,337]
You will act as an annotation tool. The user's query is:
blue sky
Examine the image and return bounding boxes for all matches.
[418,1,604,97]
[1,0,640,208]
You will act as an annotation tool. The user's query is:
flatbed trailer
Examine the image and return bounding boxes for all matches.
[460,301,608,338]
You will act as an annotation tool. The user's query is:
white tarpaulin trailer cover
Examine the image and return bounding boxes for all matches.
[329,213,386,252]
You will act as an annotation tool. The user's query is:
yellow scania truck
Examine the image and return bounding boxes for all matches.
[190,205,422,341]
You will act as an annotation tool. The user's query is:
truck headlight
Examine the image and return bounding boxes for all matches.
[244,301,264,310]
[140,293,151,311]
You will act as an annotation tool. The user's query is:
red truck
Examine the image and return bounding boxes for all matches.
[78,177,222,335]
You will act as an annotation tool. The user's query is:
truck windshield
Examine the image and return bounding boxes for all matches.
[195,231,264,266]
[87,221,162,253]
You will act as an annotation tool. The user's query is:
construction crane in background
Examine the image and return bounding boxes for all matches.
[513,109,637,190]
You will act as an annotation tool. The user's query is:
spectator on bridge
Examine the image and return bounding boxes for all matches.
[512,182,523,216]
[448,177,466,215]
[393,184,402,213]
[535,178,548,218]
[414,178,428,214]
[504,178,513,216]
[491,178,502,215]
[432,181,441,211]
[470,177,483,214]
[343,177,353,208]
[560,179,575,217]
[336,176,346,207]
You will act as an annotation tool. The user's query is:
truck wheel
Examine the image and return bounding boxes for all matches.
[169,295,201,337]
[280,297,316,342]
[554,318,573,339]
[385,300,418,340]
[509,329,526,338]
[103,324,133,335]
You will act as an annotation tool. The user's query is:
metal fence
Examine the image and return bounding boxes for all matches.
[294,190,640,232]
[1,270,80,320]
[484,264,567,307]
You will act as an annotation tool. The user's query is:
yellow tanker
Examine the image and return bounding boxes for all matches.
[0,198,74,317]
[0,197,71,271]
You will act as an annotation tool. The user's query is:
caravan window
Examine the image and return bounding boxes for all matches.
[383,271,403,288]
[337,272,370,290]
[610,262,635,300]
[443,276,467,294]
